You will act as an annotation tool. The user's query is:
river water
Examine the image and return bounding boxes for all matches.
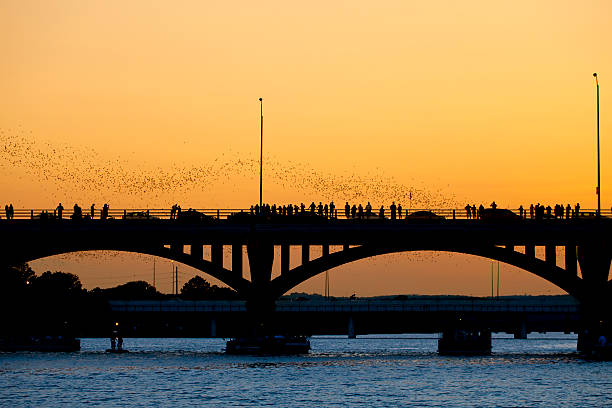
[1,334,610,407]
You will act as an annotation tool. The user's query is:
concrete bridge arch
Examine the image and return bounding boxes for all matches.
[269,244,590,301]
[5,245,252,295]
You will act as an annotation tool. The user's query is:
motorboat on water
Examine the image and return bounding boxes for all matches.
[0,336,80,352]
[225,335,310,355]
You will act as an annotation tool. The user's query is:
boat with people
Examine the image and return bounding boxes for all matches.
[438,329,492,355]
[225,335,311,355]
[106,348,130,354]
[0,335,80,352]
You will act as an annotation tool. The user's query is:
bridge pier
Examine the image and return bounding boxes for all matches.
[245,239,276,330]
[210,318,217,337]
[577,242,612,350]
[348,316,356,339]
[514,321,527,339]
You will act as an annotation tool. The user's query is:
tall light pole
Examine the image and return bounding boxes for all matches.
[259,97,263,208]
[594,73,600,215]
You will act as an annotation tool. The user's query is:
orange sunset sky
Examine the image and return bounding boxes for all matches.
[1,1,610,296]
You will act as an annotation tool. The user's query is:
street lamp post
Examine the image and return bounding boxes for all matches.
[594,73,600,215]
[259,98,263,208]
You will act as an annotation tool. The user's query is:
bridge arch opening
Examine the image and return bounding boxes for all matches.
[28,250,237,294]
[279,249,576,299]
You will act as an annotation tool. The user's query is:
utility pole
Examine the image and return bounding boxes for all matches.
[491,262,494,298]
[496,261,500,298]
[175,265,179,296]
[259,97,263,208]
[153,258,156,290]
[171,262,174,295]
[594,73,601,215]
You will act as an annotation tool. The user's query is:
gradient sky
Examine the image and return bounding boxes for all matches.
[1,1,610,296]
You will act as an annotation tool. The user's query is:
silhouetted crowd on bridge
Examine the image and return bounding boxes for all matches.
[2,200,607,221]
[4,204,14,219]
[247,201,411,220]
[463,202,585,220]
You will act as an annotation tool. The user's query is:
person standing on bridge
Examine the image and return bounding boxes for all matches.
[530,204,534,219]
[56,203,64,220]
[519,205,524,218]
[574,203,580,218]
[397,203,402,219]
[566,204,571,219]
[490,201,497,209]
[8,204,13,219]
[465,204,471,219]
[4,204,8,220]
[345,202,350,219]
[365,202,372,217]
[90,204,95,219]
[358,204,363,219]
[390,202,396,220]
[471,205,476,219]
[329,201,335,218]
[379,205,385,219]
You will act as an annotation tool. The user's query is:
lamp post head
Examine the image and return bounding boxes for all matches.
[593,73,597,77]
[259,97,263,102]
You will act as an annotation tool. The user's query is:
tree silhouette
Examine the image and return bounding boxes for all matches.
[31,271,83,298]
[97,280,162,300]
[180,275,211,300]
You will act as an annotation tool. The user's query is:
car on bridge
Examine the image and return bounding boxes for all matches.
[406,211,445,221]
[479,208,521,222]
[124,211,158,220]
[176,208,214,223]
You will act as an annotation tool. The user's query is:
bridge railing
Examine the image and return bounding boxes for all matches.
[3,207,611,221]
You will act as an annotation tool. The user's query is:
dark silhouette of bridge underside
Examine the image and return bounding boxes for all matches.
[2,220,611,310]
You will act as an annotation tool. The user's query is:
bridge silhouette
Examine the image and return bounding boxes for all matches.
[1,208,611,325]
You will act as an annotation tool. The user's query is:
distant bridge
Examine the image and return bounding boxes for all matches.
[105,298,581,338]
[1,208,610,324]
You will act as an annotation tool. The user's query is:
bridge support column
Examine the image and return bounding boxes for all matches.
[577,242,612,350]
[245,239,276,331]
[247,240,274,287]
[525,245,535,259]
[301,245,310,264]
[191,243,203,261]
[514,321,527,339]
[232,244,243,278]
[211,244,223,267]
[343,244,349,252]
[348,316,356,339]
[322,244,329,258]
[210,318,217,337]
[578,243,611,285]
[281,244,290,275]
[565,244,577,275]
[170,243,182,256]
[545,245,556,266]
